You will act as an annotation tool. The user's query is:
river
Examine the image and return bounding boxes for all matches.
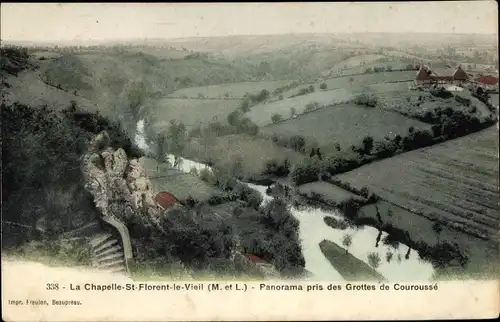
[135,120,435,281]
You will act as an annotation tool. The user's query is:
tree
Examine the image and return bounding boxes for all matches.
[342,234,352,254]
[125,80,148,121]
[271,114,283,124]
[167,120,187,154]
[361,136,374,155]
[155,132,168,169]
[227,110,242,126]
[367,252,381,269]
[320,83,327,90]
[385,251,393,263]
[432,221,443,244]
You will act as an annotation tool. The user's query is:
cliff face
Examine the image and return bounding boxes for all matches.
[82,131,160,223]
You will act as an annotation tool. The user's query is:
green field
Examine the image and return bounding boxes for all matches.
[168,80,296,99]
[247,88,355,125]
[183,134,305,180]
[3,69,98,112]
[148,168,223,202]
[322,71,416,90]
[150,98,242,130]
[245,71,417,126]
[340,60,411,76]
[335,127,499,241]
[319,240,387,282]
[374,88,492,120]
[298,182,364,204]
[260,103,431,150]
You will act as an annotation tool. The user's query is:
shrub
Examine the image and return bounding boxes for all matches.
[199,168,215,183]
[454,95,471,107]
[324,216,349,230]
[189,167,199,176]
[353,93,378,107]
[430,86,453,99]
[231,183,263,210]
[158,207,235,269]
[338,198,361,220]
[271,113,283,124]
[320,83,327,90]
[290,158,323,185]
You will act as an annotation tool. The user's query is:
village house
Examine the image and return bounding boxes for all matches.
[415,65,468,86]
[475,75,499,90]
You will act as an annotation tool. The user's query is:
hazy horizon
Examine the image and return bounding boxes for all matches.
[1,2,497,44]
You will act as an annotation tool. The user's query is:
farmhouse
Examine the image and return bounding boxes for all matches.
[415,65,468,86]
[475,75,499,90]
[154,191,182,210]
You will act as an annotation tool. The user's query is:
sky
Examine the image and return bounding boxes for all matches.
[1,2,498,43]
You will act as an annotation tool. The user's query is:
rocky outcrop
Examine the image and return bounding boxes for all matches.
[82,131,160,223]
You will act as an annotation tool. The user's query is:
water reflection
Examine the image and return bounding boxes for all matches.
[136,120,435,282]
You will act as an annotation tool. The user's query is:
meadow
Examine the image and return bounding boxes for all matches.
[182,134,305,180]
[246,88,355,125]
[335,127,499,241]
[298,182,364,204]
[260,103,431,150]
[167,80,296,99]
[148,168,223,202]
[322,70,416,89]
[150,98,243,130]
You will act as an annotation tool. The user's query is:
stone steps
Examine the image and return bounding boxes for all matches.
[90,232,126,274]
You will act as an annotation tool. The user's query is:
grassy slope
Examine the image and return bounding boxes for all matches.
[182,134,305,180]
[150,98,242,130]
[2,67,98,113]
[335,127,499,240]
[319,239,387,282]
[167,80,296,99]
[139,157,222,202]
[246,71,416,126]
[260,103,431,149]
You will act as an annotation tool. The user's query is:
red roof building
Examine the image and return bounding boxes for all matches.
[246,254,269,264]
[154,191,180,210]
[477,75,499,86]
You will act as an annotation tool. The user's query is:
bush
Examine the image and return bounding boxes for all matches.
[290,158,323,185]
[158,207,235,269]
[338,198,361,220]
[232,183,263,210]
[353,93,378,107]
[430,86,453,99]
[454,95,471,106]
[199,168,215,183]
[320,83,327,90]
[271,113,283,124]
[323,216,349,230]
